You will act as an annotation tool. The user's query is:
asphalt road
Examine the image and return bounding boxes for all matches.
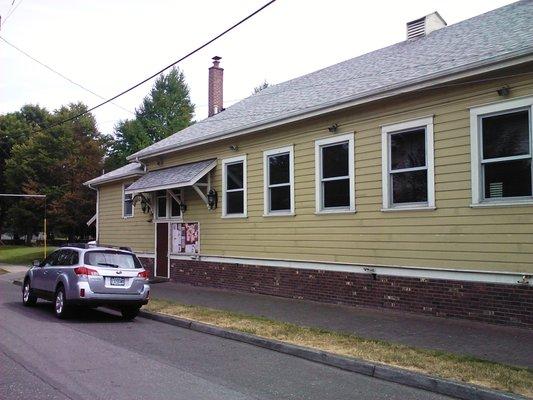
[0,280,452,400]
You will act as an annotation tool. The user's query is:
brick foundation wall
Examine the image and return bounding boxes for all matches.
[169,259,533,328]
[139,257,155,278]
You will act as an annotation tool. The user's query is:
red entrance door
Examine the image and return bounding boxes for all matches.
[156,223,169,278]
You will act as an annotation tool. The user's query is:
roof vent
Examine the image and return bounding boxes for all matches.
[406,12,446,40]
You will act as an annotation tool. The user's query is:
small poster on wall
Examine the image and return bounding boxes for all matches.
[171,222,199,254]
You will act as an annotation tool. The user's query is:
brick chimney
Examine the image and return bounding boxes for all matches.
[208,56,223,117]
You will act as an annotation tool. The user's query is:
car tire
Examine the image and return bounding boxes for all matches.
[22,280,37,306]
[54,286,71,319]
[121,307,140,321]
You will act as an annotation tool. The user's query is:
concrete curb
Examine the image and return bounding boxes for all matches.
[139,310,525,400]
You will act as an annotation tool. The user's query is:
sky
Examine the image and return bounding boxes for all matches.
[0,0,517,136]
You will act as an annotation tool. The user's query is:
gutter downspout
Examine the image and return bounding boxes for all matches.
[135,157,147,172]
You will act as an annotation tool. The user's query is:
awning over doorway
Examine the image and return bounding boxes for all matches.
[124,158,216,194]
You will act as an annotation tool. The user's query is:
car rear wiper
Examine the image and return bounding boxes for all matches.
[97,262,120,268]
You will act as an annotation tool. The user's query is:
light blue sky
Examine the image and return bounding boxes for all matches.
[0,0,515,135]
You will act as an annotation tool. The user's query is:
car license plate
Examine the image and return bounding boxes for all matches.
[110,277,125,286]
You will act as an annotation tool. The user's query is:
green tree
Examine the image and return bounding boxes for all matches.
[0,105,49,240]
[107,67,194,168]
[4,103,105,243]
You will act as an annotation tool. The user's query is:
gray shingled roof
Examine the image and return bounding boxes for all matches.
[125,158,217,193]
[129,0,533,160]
[84,162,144,186]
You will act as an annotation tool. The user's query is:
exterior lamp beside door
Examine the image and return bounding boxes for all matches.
[179,203,187,214]
[207,189,218,210]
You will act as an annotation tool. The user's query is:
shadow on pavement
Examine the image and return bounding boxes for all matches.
[4,300,127,324]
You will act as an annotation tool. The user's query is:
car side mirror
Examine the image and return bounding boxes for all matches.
[33,260,41,267]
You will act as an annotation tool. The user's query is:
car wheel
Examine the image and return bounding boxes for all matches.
[54,286,71,319]
[121,307,140,321]
[22,280,37,306]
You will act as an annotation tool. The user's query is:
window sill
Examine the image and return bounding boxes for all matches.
[315,209,356,215]
[221,214,248,219]
[381,206,436,212]
[470,200,533,208]
[122,215,134,219]
[262,212,295,217]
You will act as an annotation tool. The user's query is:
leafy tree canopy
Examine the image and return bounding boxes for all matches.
[106,67,194,169]
[2,103,105,243]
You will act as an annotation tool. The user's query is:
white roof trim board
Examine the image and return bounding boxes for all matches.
[84,162,145,187]
[127,1,533,161]
[125,158,217,194]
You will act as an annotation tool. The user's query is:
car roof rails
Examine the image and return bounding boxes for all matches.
[95,243,133,253]
[62,243,91,249]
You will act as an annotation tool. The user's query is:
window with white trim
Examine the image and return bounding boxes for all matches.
[470,97,533,205]
[155,189,183,220]
[156,191,167,219]
[381,117,435,210]
[122,184,133,218]
[222,155,247,217]
[315,134,355,213]
[169,190,183,218]
[263,146,294,215]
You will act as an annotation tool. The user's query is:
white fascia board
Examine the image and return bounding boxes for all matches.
[84,172,144,187]
[136,253,155,259]
[129,52,533,162]
[168,254,533,286]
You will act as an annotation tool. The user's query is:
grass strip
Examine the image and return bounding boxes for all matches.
[145,298,532,397]
[0,245,55,265]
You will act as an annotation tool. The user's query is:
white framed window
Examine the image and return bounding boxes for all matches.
[263,145,294,216]
[222,155,247,218]
[315,133,355,213]
[154,189,184,220]
[470,96,533,206]
[381,116,435,211]
[155,190,167,219]
[122,184,134,218]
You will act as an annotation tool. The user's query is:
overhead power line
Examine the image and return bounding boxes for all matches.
[0,36,135,116]
[1,0,23,26]
[28,0,277,135]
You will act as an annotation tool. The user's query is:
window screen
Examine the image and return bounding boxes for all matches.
[389,128,428,204]
[481,110,532,199]
[321,142,350,208]
[225,161,245,214]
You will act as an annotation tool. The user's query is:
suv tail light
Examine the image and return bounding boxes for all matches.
[74,266,99,276]
[137,270,149,280]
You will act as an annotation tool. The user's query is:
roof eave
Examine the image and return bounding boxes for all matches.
[128,49,533,162]
[83,172,145,188]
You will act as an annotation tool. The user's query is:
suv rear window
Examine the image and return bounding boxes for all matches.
[84,251,142,269]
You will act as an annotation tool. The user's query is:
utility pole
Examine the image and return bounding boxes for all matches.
[0,193,47,258]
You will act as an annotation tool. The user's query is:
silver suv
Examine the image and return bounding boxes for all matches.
[22,244,150,320]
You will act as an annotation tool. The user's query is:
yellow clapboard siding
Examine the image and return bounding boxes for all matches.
[95,71,533,273]
[97,182,154,253]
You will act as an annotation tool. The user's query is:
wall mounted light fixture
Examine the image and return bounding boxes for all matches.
[497,86,510,97]
[327,123,339,133]
[207,188,218,210]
